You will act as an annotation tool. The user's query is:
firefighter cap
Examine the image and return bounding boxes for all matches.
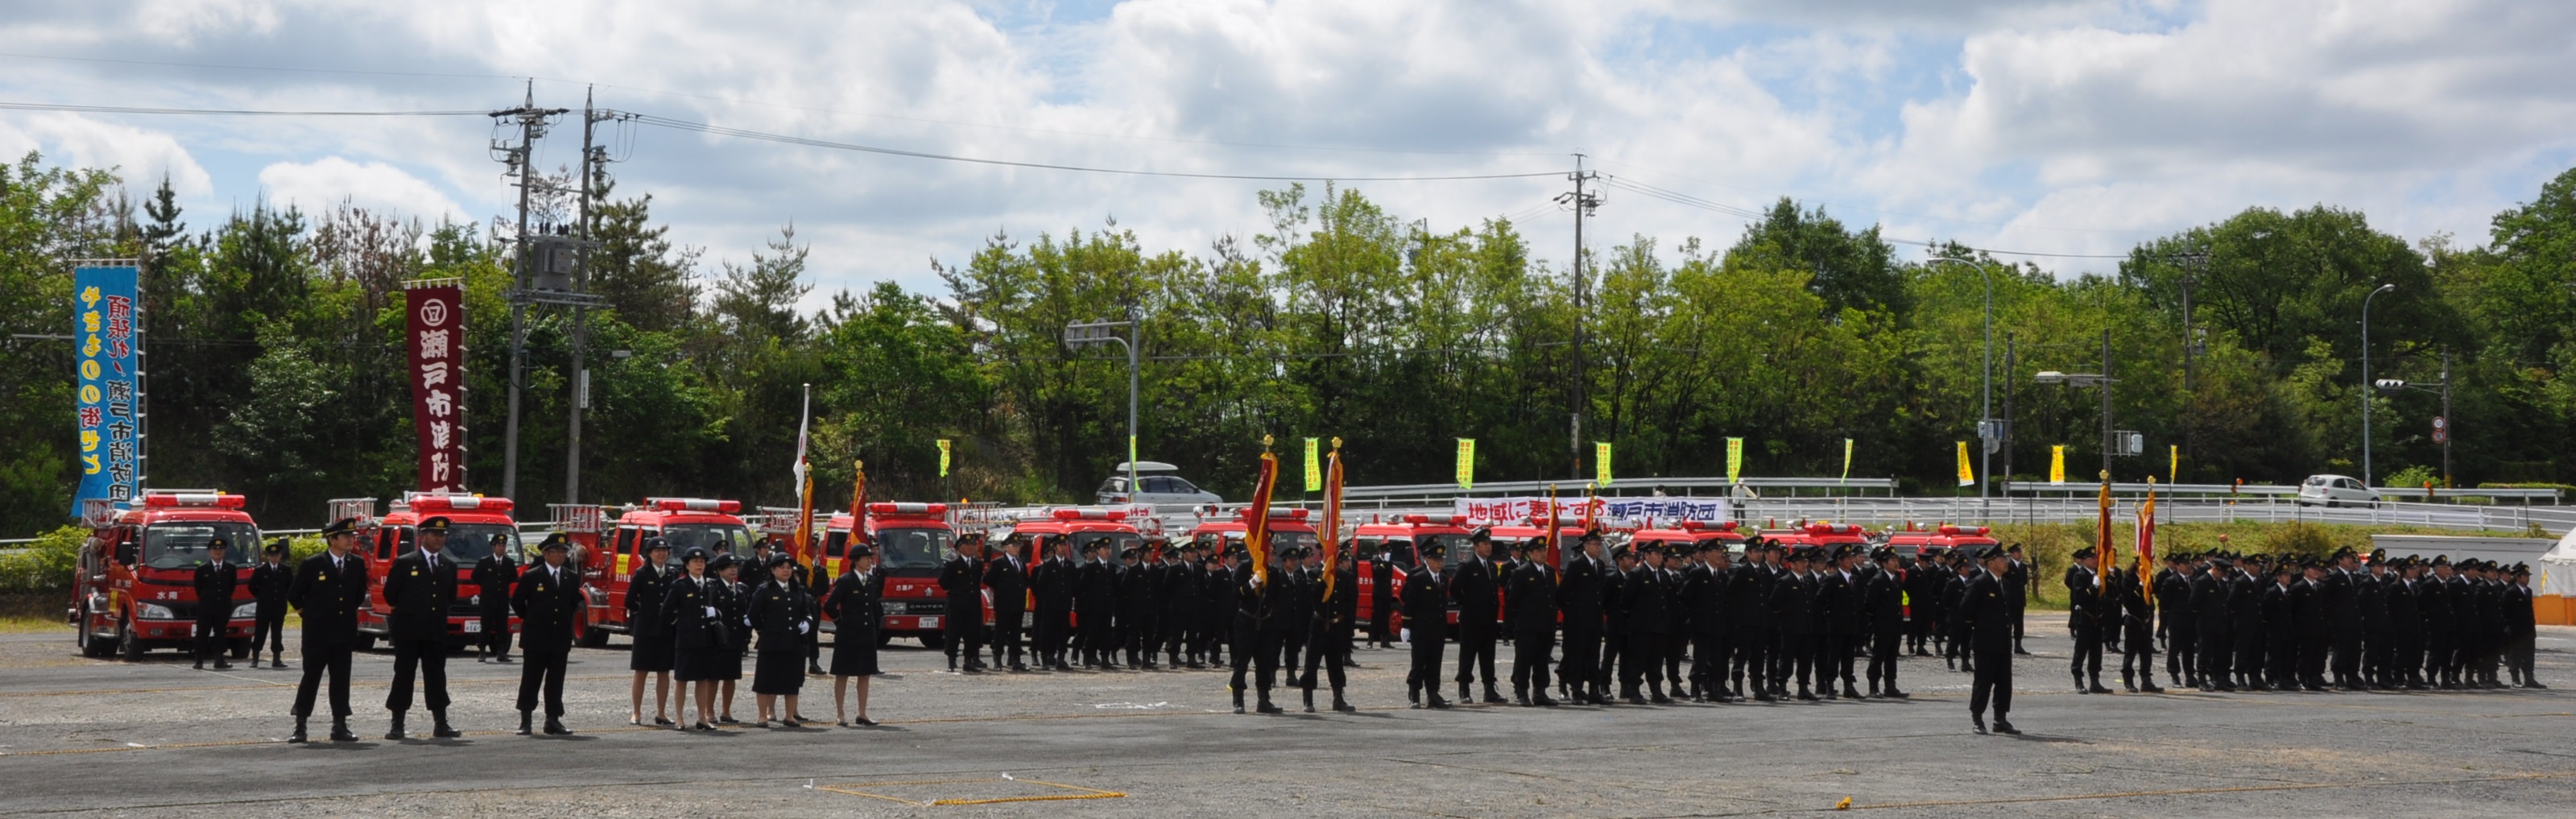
[1468,527,1493,544]
[846,544,875,559]
[418,516,452,534]
[207,537,229,552]
[264,538,287,556]
[320,517,362,538]
[540,534,572,552]
[680,547,710,564]
[644,536,671,553]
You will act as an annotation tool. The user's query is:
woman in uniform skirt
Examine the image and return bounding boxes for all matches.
[663,548,722,730]
[712,554,748,724]
[748,555,818,727]
[820,544,885,726]
[627,538,676,726]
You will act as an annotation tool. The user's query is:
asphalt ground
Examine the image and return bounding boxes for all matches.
[2,622,2571,818]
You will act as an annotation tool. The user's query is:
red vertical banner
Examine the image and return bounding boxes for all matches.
[405,281,466,493]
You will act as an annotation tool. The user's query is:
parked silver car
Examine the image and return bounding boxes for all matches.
[2296,474,2380,507]
[1095,461,1224,507]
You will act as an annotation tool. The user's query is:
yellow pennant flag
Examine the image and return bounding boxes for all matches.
[1726,437,1744,483]
[936,440,951,478]
[1303,437,1321,493]
[1840,438,1853,485]
[2050,445,2066,484]
[1455,438,1475,489]
[1954,441,1974,487]
[2168,444,2179,485]
[1594,441,1613,487]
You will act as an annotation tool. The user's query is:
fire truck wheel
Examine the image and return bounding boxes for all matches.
[229,638,250,659]
[76,604,109,658]
[118,627,143,662]
[919,634,944,650]
[577,623,610,648]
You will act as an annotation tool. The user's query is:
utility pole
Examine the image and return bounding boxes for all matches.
[2440,345,2452,488]
[1557,155,1602,479]
[491,84,566,502]
[2003,332,2016,486]
[2100,328,2115,480]
[564,87,610,507]
[2178,253,2206,478]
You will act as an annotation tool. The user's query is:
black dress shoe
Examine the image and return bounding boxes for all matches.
[1992,720,2021,735]
[329,724,360,742]
[544,718,572,735]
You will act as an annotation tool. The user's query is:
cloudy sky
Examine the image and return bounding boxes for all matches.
[4,0,2572,303]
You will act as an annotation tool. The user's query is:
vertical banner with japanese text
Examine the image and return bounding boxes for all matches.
[2050,445,2067,484]
[1454,438,1475,489]
[405,281,466,493]
[1724,437,1743,483]
[1954,441,1974,486]
[1594,441,1612,487]
[72,263,140,514]
[1303,436,1321,492]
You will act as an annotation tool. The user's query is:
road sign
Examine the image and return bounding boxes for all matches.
[2431,416,2448,444]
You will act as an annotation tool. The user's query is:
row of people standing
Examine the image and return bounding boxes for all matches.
[2144,547,2543,693]
[624,540,884,730]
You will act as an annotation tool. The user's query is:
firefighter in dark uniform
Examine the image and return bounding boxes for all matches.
[1681,541,1730,702]
[1618,542,1674,704]
[1864,546,1908,697]
[1819,544,1865,698]
[2004,544,2032,655]
[191,538,237,671]
[511,534,582,735]
[1230,544,1288,714]
[2509,563,2542,688]
[1557,532,1607,705]
[1031,536,1075,670]
[382,517,462,739]
[1962,547,2018,734]
[1119,545,1162,669]
[2231,556,2268,689]
[287,519,370,743]
[2360,550,2392,688]
[2155,552,2196,689]
[1770,546,1820,700]
[2115,563,2162,693]
[1075,539,1121,668]
[1599,544,1632,701]
[1401,544,1449,708]
[472,532,518,663]
[1449,528,1503,704]
[1200,546,1236,667]
[2297,560,2333,690]
[2385,556,2426,689]
[938,536,987,672]
[626,537,675,726]
[2322,547,2364,689]
[1160,541,1201,668]
[1729,540,1775,701]
[2192,557,2235,691]
[2065,547,2111,693]
[250,539,292,668]
[1368,544,1400,648]
[1303,542,1360,712]
[1506,537,1559,706]
[985,535,1031,672]
[2262,560,2299,689]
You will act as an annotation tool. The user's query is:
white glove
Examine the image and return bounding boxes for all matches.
[704,606,719,618]
[796,621,811,635]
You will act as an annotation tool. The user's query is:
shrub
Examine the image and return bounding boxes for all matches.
[2260,520,2337,558]
[0,525,89,590]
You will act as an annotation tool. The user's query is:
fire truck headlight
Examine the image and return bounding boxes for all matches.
[138,602,176,620]
[233,602,258,619]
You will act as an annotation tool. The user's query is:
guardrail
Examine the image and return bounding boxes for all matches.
[1341,476,1896,505]
[2001,482,2560,503]
[1735,497,2574,536]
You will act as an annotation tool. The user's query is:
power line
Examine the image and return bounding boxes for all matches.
[626,113,1566,182]
[0,101,486,117]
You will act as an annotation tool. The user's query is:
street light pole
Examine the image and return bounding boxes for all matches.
[1065,319,1139,503]
[2360,283,2395,486]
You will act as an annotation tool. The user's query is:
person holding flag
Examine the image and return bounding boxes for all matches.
[1230,437,1286,713]
[1300,442,1357,712]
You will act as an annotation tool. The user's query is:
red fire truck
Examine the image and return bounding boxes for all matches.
[1184,507,1318,560]
[579,498,755,647]
[820,503,958,647]
[344,494,524,651]
[1766,521,1873,552]
[1883,523,1997,560]
[1631,520,1749,555]
[69,491,260,660]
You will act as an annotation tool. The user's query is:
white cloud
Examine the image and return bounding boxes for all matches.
[0,113,214,196]
[257,156,464,221]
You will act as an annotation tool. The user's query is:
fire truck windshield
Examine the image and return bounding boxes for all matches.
[142,523,263,569]
[662,524,755,562]
[1422,533,1473,566]
[873,527,951,570]
[426,523,517,563]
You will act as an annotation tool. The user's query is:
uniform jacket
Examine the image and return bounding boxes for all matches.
[2289,577,2325,639]
[1118,561,1159,620]
[1961,573,2013,652]
[1817,569,1864,636]
[1507,560,1559,635]
[2384,578,2422,638]
[1681,563,1728,637]
[1728,563,1773,633]
[1033,556,1077,613]
[984,554,1030,615]
[2260,581,2296,641]
[288,551,370,648]
[1769,570,1818,636]
[2229,573,2266,635]
[821,569,884,640]
[192,560,238,624]
[472,554,517,613]
[2321,568,2360,633]
[1621,566,1673,635]
[1557,554,1606,628]
[383,549,459,641]
[2153,569,2195,631]
[938,555,986,619]
[1234,563,1284,633]
[663,573,722,650]
[2065,566,2106,635]
[747,578,817,651]
[1863,567,1904,634]
[2191,573,2232,635]
[1450,555,1499,627]
[511,560,584,651]
[249,560,292,611]
[1075,559,1119,620]
[626,562,672,639]
[1158,560,1198,623]
[1400,565,1447,643]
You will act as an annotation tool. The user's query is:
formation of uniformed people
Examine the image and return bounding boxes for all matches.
[263,513,2549,742]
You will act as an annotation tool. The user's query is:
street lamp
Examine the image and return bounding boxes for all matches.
[2032,329,2120,480]
[1929,255,2000,507]
[1065,319,1140,503]
[2374,345,2454,489]
[2360,283,2396,487]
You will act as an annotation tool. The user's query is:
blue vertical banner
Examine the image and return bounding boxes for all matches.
[73,263,141,514]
